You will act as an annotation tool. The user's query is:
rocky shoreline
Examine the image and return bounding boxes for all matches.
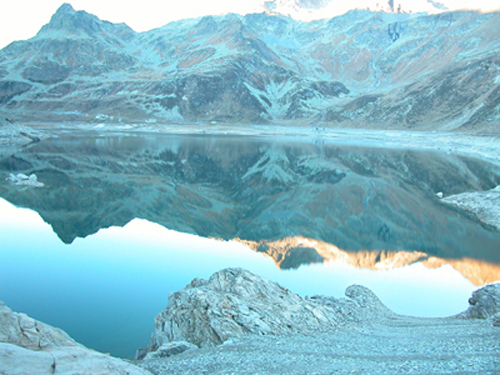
[442,186,500,231]
[1,268,499,375]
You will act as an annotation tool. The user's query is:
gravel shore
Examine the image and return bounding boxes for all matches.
[139,316,500,375]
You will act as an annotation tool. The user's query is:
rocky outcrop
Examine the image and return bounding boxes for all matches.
[139,268,500,364]
[0,118,41,147]
[138,268,394,358]
[0,301,152,375]
[0,118,43,162]
[138,281,500,375]
[441,186,500,230]
[0,301,75,350]
[458,283,500,320]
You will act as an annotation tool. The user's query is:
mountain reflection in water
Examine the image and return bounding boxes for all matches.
[0,198,484,358]
[1,133,499,357]
[1,134,499,262]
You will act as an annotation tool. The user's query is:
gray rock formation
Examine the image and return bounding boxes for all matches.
[142,341,198,360]
[138,269,500,375]
[139,268,394,358]
[458,283,500,320]
[0,301,75,350]
[0,118,40,146]
[442,186,500,230]
[0,301,152,375]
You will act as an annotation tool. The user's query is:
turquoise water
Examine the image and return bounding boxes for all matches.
[1,133,499,358]
[0,198,478,358]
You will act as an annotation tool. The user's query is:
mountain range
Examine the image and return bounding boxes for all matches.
[0,3,499,133]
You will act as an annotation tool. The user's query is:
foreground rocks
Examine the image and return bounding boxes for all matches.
[458,283,500,321]
[137,268,500,375]
[1,268,499,374]
[0,301,152,375]
[137,268,394,358]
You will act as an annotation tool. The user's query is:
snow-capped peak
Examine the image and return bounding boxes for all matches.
[261,0,499,21]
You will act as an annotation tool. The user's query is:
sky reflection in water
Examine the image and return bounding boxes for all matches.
[0,198,478,358]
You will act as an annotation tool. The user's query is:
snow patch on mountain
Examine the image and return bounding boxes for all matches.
[242,146,296,184]
[262,0,499,22]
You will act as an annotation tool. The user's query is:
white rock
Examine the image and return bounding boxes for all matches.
[15,173,29,180]
[5,173,44,187]
[442,186,500,230]
[144,341,197,360]
[0,301,152,375]
[0,343,152,375]
[458,283,500,320]
[139,268,394,357]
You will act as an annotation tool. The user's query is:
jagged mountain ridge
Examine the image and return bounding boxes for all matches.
[0,4,500,132]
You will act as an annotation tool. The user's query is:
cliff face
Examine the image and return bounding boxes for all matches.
[141,267,396,354]
[0,4,499,132]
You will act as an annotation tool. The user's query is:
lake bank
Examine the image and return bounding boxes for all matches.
[2,268,499,375]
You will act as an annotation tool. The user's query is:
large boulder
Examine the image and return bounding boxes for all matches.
[0,301,152,375]
[458,283,500,320]
[138,268,394,359]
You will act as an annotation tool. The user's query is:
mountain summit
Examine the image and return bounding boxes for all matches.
[38,3,103,35]
[36,3,134,39]
[0,6,499,133]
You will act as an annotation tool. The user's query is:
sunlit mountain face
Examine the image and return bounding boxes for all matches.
[1,134,499,285]
[0,4,499,133]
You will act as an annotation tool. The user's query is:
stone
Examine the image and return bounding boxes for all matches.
[441,186,500,230]
[0,301,152,375]
[0,301,76,350]
[5,173,44,187]
[491,313,500,327]
[458,283,500,319]
[144,341,197,360]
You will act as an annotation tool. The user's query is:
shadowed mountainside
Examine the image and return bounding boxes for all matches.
[0,4,499,132]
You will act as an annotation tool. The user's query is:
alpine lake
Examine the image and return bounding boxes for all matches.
[1,129,499,358]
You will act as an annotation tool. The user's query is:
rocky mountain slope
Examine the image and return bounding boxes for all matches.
[0,4,499,132]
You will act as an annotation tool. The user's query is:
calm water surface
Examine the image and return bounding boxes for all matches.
[1,133,499,358]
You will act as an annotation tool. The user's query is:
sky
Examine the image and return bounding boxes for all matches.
[0,0,499,49]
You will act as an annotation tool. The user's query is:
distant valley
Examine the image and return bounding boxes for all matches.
[0,4,499,133]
